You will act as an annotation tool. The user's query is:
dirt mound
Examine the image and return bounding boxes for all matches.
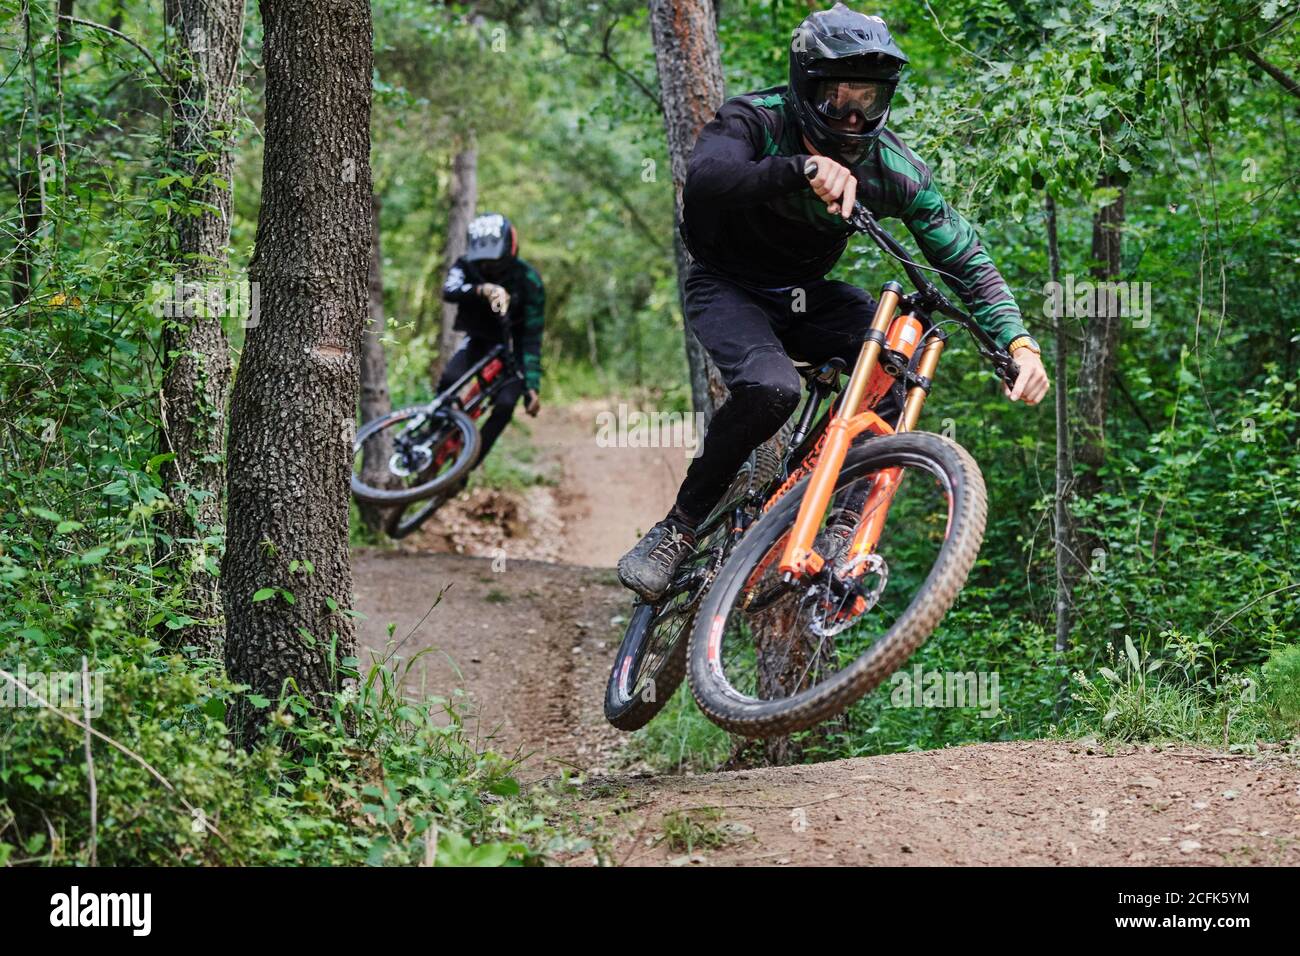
[399,486,565,564]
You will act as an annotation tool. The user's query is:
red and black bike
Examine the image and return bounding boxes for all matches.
[351,318,522,538]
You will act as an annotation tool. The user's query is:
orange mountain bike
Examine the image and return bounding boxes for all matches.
[678,164,1022,737]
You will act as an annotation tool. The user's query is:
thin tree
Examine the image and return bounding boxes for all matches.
[222,0,373,742]
[646,0,728,421]
[158,0,245,657]
[1075,177,1125,502]
[1044,194,1074,655]
[431,134,477,382]
[357,193,395,531]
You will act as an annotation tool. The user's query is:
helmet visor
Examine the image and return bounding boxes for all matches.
[812,79,893,126]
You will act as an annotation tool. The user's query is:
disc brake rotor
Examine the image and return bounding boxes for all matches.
[806,552,889,638]
[388,445,432,479]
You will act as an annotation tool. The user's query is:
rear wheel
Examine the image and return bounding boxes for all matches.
[604,450,767,732]
[687,432,987,737]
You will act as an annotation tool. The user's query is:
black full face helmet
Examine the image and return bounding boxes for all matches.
[465,212,518,280]
[789,4,908,165]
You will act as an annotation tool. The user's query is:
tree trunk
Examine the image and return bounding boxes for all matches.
[13,6,45,306]
[647,0,728,422]
[356,193,394,531]
[222,0,373,743]
[430,133,477,383]
[1045,194,1074,655]
[158,0,244,658]
[1075,178,1125,501]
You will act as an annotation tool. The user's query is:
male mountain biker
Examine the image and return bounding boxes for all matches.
[440,212,545,464]
[618,3,1050,602]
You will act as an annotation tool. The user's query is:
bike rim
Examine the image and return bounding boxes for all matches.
[705,454,956,713]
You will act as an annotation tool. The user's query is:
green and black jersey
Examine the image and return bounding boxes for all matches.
[680,86,1030,350]
[443,256,545,391]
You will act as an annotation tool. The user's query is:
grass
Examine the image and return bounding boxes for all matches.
[469,423,555,493]
[659,807,728,854]
[1067,635,1300,749]
[622,685,732,774]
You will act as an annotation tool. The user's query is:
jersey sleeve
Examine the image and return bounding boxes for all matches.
[519,265,545,391]
[683,98,811,210]
[441,255,478,303]
[876,141,1029,350]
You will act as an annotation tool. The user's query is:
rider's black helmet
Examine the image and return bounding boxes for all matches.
[788,4,908,165]
[464,212,518,263]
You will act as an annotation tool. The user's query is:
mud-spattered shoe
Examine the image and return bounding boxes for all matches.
[617,521,696,603]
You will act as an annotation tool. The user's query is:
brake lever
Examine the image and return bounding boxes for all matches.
[986,349,1021,390]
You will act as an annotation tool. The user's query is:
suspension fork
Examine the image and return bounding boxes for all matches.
[840,331,947,567]
[779,282,902,577]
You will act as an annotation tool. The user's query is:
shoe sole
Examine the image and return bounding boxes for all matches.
[616,558,668,604]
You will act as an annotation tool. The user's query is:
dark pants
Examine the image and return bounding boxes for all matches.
[437,337,525,463]
[674,268,903,523]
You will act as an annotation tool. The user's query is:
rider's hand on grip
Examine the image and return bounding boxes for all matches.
[803,156,857,220]
[477,283,510,315]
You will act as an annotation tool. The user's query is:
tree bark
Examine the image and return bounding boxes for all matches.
[356,193,394,531]
[222,0,373,743]
[647,0,728,422]
[158,0,244,658]
[430,133,477,384]
[1044,194,1074,655]
[1074,178,1124,501]
[13,6,45,306]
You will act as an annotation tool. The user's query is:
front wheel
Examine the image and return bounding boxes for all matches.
[351,405,480,508]
[687,431,987,738]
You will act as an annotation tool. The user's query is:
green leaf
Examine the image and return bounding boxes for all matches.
[1124,635,1141,672]
[252,588,276,602]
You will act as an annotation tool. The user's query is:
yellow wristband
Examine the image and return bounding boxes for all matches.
[1007,335,1040,355]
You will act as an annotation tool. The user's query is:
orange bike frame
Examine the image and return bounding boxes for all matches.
[775,284,947,579]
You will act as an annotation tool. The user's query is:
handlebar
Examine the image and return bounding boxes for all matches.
[803,159,1021,390]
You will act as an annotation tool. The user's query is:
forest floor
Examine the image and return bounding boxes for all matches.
[352,405,1300,866]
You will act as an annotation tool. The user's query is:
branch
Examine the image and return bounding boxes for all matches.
[598,19,662,110]
[58,14,167,85]
[1241,46,1300,101]
[553,16,661,110]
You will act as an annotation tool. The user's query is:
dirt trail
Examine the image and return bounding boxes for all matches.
[352,404,1300,866]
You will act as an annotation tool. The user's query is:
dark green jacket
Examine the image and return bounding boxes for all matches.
[681,87,1030,350]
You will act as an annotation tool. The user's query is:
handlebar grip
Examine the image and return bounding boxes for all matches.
[804,158,819,179]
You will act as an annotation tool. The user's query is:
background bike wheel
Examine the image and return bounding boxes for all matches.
[383,486,457,539]
[687,432,987,738]
[603,452,762,731]
[351,405,480,507]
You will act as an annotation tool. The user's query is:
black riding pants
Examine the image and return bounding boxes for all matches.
[674,267,902,524]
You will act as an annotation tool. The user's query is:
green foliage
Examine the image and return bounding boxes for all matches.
[0,638,566,865]
[1068,634,1283,747]
[623,685,731,774]
[1262,644,1300,726]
